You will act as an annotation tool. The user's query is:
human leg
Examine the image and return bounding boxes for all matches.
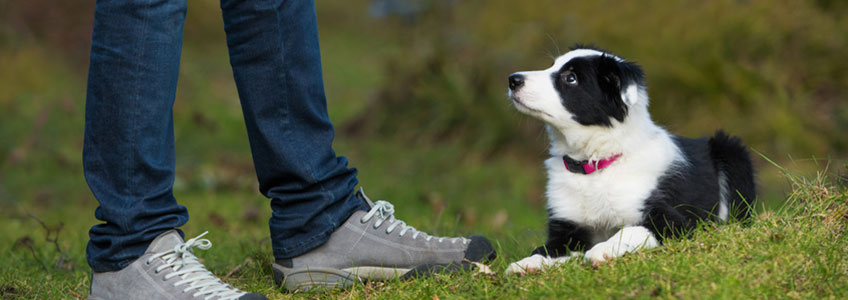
[83,0,189,273]
[219,0,496,291]
[219,0,364,260]
[84,0,266,298]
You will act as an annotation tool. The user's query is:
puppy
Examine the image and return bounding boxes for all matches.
[505,46,755,274]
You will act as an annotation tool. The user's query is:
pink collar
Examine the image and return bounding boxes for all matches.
[562,153,622,175]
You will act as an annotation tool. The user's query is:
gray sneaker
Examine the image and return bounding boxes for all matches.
[272,188,496,292]
[88,230,267,300]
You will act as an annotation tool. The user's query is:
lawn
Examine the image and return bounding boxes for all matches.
[2,157,846,299]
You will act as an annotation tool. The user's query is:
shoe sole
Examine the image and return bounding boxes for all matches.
[272,263,411,292]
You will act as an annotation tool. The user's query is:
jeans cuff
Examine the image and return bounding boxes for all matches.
[272,196,368,259]
[87,255,137,273]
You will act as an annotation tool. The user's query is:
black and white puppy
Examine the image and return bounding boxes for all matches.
[505,46,755,274]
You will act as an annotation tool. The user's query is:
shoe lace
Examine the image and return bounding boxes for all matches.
[360,200,468,244]
[146,232,247,300]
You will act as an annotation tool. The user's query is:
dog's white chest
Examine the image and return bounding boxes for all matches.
[544,148,677,231]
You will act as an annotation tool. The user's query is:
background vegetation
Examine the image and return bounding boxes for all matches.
[1,0,846,298]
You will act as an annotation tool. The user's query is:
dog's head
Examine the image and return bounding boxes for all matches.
[508,46,647,130]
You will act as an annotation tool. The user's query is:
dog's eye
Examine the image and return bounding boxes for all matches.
[563,71,578,86]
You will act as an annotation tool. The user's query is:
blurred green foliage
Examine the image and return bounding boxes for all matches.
[1,0,846,213]
[349,0,848,158]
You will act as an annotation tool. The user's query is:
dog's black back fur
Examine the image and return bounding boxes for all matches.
[641,136,720,241]
[640,131,755,242]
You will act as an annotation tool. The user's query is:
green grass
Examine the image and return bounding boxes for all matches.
[2,157,846,299]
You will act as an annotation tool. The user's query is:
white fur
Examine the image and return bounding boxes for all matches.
[623,83,639,106]
[717,171,729,221]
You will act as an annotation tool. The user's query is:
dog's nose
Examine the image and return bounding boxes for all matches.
[508,74,525,90]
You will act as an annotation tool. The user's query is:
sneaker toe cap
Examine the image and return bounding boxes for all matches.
[464,235,496,262]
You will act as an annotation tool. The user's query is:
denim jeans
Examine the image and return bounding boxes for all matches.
[83,0,366,272]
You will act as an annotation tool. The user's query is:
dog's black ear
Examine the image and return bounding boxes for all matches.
[597,55,646,113]
[596,55,628,122]
[603,55,645,105]
[619,59,645,106]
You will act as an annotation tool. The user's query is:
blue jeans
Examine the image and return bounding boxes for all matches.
[83,0,366,272]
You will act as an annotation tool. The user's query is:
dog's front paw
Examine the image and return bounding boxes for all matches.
[506,254,548,275]
[584,227,660,265]
[584,242,619,265]
[505,253,581,275]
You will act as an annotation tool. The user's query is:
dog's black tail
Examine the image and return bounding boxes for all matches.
[709,130,756,220]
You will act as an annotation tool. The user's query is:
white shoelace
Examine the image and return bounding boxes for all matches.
[146,232,246,300]
[360,200,468,244]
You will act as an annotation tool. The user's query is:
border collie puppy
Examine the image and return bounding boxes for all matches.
[505,46,755,274]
